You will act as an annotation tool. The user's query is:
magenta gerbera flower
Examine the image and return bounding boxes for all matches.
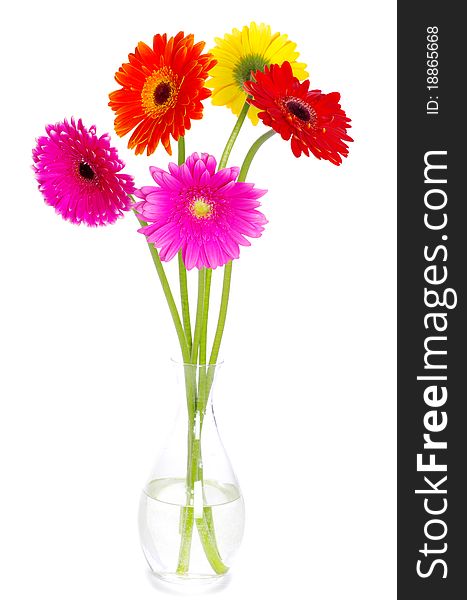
[134,153,267,270]
[32,117,135,226]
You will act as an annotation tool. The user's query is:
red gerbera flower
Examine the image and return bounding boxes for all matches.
[244,61,353,164]
[109,32,216,156]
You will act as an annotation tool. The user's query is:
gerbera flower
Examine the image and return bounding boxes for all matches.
[134,153,267,270]
[244,62,353,164]
[109,32,216,156]
[32,118,135,226]
[208,22,308,125]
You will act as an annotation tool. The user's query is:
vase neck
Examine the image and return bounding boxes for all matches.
[173,361,222,415]
[146,360,237,493]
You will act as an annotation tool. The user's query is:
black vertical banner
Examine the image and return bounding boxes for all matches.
[398,4,466,599]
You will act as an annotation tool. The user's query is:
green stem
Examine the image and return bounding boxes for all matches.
[238,129,276,181]
[218,101,250,170]
[199,270,212,365]
[206,261,232,394]
[178,252,192,355]
[195,514,228,574]
[177,417,227,575]
[177,363,227,575]
[177,268,227,574]
[208,262,232,366]
[208,129,276,365]
[190,270,206,364]
[206,130,276,390]
[178,136,186,164]
[133,210,190,364]
[198,269,212,421]
[177,138,192,354]
[177,107,268,575]
[176,504,194,573]
[178,269,210,575]
[194,271,227,572]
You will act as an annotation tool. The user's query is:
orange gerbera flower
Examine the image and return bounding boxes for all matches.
[109,32,216,156]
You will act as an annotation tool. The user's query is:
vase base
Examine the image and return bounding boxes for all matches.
[139,478,244,581]
[148,569,229,588]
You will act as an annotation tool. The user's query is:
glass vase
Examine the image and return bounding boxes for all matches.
[138,361,244,583]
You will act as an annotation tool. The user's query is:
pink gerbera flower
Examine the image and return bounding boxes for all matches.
[134,153,267,270]
[32,118,135,226]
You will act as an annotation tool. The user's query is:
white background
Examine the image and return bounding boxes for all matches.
[0,1,396,598]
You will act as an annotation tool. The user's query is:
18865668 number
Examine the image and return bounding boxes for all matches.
[426,26,438,91]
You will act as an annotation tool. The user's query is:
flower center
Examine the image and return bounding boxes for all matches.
[284,97,316,123]
[78,161,95,181]
[154,82,172,105]
[141,67,179,117]
[191,197,213,219]
[233,53,268,89]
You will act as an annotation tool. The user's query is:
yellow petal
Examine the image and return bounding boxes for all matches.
[211,84,240,106]
[266,35,295,61]
[247,105,260,126]
[291,62,309,80]
[254,23,273,55]
[241,25,252,55]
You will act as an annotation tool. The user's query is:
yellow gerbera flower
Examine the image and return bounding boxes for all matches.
[208,22,309,125]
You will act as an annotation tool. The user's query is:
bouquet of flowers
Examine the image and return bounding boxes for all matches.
[32,23,352,583]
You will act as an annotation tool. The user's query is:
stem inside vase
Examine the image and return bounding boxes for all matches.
[176,364,228,575]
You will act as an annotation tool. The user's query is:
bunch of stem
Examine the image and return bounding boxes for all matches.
[136,103,276,575]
